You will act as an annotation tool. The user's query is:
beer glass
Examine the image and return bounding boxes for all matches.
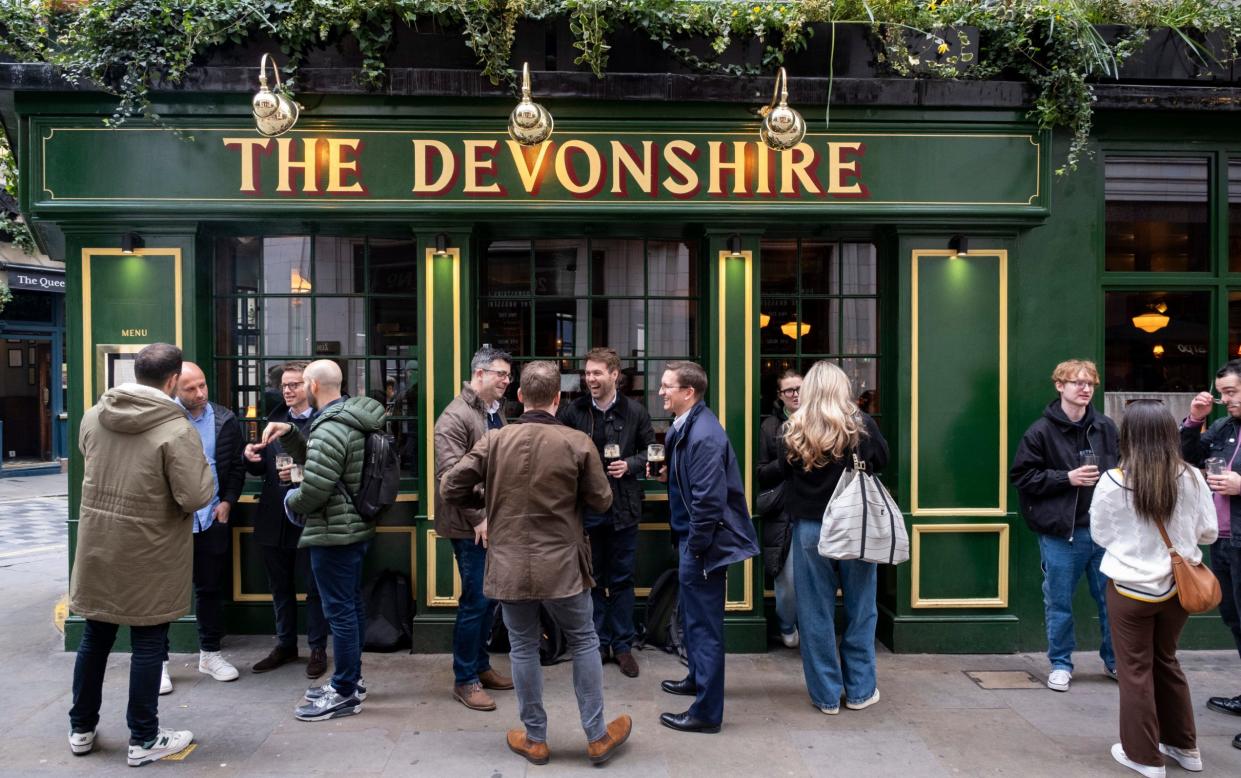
[290,464,304,484]
[1205,457,1226,476]
[647,444,665,464]
[1079,451,1099,469]
[603,443,621,475]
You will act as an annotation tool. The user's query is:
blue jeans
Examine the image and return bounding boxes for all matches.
[1037,525,1115,673]
[502,591,605,743]
[774,543,797,637]
[309,541,369,697]
[451,538,495,686]
[793,518,878,709]
[587,523,638,654]
[70,620,169,744]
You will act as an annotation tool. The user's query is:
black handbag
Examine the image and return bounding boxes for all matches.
[756,483,784,517]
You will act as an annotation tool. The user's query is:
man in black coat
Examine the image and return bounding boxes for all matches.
[243,361,329,678]
[558,347,655,678]
[1010,359,1119,694]
[757,368,802,648]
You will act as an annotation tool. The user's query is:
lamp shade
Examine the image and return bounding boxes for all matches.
[780,321,811,340]
[1132,311,1169,333]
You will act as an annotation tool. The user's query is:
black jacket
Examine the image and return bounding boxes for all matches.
[1009,400,1119,539]
[757,400,793,575]
[210,401,246,508]
[245,405,314,548]
[1181,414,1241,547]
[557,393,655,529]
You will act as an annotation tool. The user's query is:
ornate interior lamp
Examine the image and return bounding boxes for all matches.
[508,63,554,146]
[759,67,806,151]
[252,54,300,137]
[1132,302,1169,334]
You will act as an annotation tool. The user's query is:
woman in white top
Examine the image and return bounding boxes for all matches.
[1090,400,1218,778]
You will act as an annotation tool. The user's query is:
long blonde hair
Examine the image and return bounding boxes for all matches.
[783,361,864,471]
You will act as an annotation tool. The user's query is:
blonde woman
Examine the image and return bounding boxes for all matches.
[758,361,888,714]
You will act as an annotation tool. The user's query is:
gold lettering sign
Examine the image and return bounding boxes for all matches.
[120,328,149,337]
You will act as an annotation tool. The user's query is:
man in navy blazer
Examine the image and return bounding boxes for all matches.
[650,360,759,733]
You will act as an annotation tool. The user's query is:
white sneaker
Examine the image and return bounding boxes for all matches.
[199,651,239,682]
[68,728,95,756]
[1158,743,1203,772]
[127,728,193,767]
[160,661,173,695]
[1111,743,1166,778]
[781,628,800,649]
[1047,669,1072,692]
[846,688,881,711]
[816,704,839,715]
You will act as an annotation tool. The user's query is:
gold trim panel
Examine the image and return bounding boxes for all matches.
[910,523,1010,609]
[425,529,464,607]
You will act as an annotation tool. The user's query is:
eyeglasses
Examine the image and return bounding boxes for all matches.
[1062,380,1096,389]
[280,382,303,391]
[660,383,687,391]
[779,387,802,397]
[481,368,512,381]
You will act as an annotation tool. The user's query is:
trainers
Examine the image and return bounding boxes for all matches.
[305,679,367,702]
[1105,666,1119,682]
[68,728,96,756]
[507,729,550,765]
[846,688,881,711]
[159,662,173,695]
[199,651,239,682]
[1047,669,1072,692]
[587,714,633,765]
[1111,743,1165,777]
[127,728,193,767]
[816,704,839,715]
[781,628,800,649]
[294,689,361,722]
[1158,743,1203,772]
[454,682,497,711]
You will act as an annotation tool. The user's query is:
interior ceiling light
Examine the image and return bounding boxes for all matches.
[1132,303,1170,334]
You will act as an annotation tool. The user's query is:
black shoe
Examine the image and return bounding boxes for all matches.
[661,677,698,696]
[1207,694,1241,716]
[1233,732,1241,750]
[306,648,328,679]
[253,645,298,674]
[659,711,720,734]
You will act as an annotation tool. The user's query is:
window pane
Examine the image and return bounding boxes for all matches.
[371,298,418,357]
[482,240,530,295]
[262,297,312,356]
[533,299,586,357]
[368,239,417,295]
[1231,292,1241,359]
[480,299,530,356]
[591,239,644,296]
[1230,162,1241,272]
[799,298,835,354]
[1105,157,1209,272]
[534,239,586,296]
[215,237,260,294]
[648,240,697,297]
[369,359,419,418]
[261,237,313,294]
[591,298,644,356]
[645,359,675,437]
[760,240,797,293]
[314,237,364,293]
[841,243,878,295]
[841,357,880,413]
[760,297,797,355]
[214,359,262,425]
[214,297,260,358]
[647,300,696,357]
[800,241,836,294]
[1104,290,1210,419]
[842,299,877,354]
[314,297,366,356]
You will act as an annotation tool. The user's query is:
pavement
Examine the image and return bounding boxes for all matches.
[1,472,1240,776]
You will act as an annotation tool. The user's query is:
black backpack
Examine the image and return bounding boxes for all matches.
[637,567,685,660]
[337,432,401,520]
[362,569,413,652]
[487,606,569,666]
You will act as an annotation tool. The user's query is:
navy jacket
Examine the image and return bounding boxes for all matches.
[244,405,314,548]
[667,402,760,574]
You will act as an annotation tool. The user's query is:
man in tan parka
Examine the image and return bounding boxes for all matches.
[68,342,214,767]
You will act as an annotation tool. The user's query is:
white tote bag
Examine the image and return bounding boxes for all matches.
[818,453,909,565]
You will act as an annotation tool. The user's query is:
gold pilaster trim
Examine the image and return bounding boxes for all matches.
[910,523,1010,609]
[717,247,755,613]
[424,246,462,522]
[426,529,464,607]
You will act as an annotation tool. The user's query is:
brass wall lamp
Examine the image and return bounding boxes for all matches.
[508,62,554,146]
[252,54,301,137]
[759,67,806,151]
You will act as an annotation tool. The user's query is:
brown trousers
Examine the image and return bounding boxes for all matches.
[1106,584,1196,766]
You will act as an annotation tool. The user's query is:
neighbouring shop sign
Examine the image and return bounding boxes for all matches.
[6,268,65,293]
[33,125,1044,211]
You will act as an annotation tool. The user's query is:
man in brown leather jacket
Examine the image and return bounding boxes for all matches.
[441,360,632,767]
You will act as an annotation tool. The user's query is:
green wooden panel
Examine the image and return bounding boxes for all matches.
[917,531,1002,601]
[915,253,1002,510]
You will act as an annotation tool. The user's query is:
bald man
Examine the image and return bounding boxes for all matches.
[173,362,246,688]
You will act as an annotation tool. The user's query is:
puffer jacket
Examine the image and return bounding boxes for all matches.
[70,383,215,626]
[283,396,386,547]
[433,385,503,539]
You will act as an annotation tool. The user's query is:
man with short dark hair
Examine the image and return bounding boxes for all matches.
[69,343,214,766]
[758,368,802,649]
[442,360,632,766]
[558,347,655,677]
[433,345,515,711]
[652,361,759,734]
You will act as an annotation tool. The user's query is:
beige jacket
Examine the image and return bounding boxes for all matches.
[432,384,501,539]
[69,383,214,626]
[440,411,613,601]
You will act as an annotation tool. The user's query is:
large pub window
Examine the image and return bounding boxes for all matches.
[478,238,699,435]
[213,236,419,477]
[759,239,881,421]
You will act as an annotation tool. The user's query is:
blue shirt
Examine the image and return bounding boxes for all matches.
[182,402,220,533]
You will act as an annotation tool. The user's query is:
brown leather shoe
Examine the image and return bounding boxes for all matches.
[306,648,328,679]
[587,714,633,765]
[507,729,550,765]
[454,682,497,711]
[252,644,297,674]
[479,668,514,690]
[615,651,640,678]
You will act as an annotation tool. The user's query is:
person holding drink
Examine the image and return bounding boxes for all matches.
[558,347,655,678]
[1180,359,1241,746]
[1010,359,1119,692]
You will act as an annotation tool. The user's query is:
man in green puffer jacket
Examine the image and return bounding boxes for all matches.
[256,359,385,723]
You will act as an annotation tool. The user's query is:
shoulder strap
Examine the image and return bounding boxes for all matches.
[1152,515,1176,554]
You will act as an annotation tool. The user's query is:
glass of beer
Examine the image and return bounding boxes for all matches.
[275,454,293,471]
[1206,457,1226,476]
[647,444,665,464]
[1079,451,1099,469]
[290,463,304,484]
[603,443,621,473]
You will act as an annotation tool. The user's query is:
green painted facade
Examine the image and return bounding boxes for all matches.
[15,92,1235,654]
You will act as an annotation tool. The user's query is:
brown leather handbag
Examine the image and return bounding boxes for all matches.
[1154,518,1222,614]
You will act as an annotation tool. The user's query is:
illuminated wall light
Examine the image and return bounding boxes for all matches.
[780,321,811,340]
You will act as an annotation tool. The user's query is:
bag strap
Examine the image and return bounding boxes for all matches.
[850,450,866,473]
[1152,516,1180,559]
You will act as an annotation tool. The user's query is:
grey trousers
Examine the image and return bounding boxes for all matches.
[501,590,606,743]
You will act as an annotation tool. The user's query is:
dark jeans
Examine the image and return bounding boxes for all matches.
[193,521,230,652]
[451,538,495,686]
[678,539,728,726]
[309,541,369,697]
[70,620,169,744]
[1209,538,1241,658]
[260,544,328,651]
[587,523,638,654]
